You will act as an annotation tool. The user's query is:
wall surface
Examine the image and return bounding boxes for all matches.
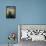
[0,0,46,45]
[0,0,17,44]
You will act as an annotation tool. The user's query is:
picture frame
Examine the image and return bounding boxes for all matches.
[6,6,16,19]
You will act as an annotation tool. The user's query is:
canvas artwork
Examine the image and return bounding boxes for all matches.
[6,6,16,18]
[18,25,46,41]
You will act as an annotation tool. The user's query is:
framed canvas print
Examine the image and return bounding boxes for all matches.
[18,24,46,41]
[6,6,16,18]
